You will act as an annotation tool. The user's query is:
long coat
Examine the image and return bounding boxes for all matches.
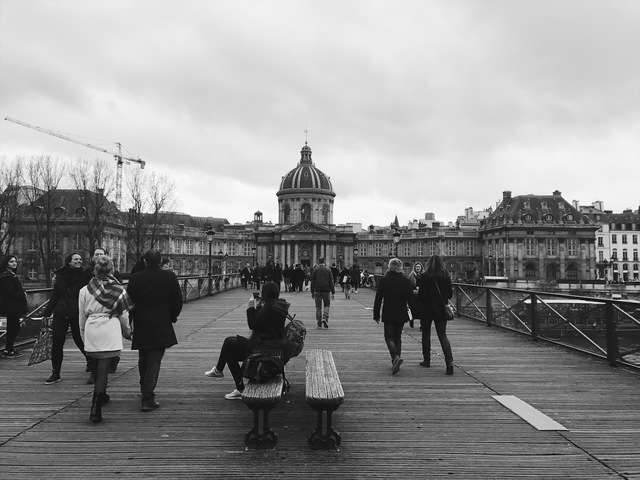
[0,271,28,317]
[373,270,415,324]
[417,274,452,322]
[42,266,86,319]
[127,265,183,350]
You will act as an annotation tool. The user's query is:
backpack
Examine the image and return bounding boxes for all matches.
[241,353,285,383]
[282,313,306,362]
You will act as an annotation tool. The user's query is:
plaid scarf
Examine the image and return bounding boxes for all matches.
[86,275,134,316]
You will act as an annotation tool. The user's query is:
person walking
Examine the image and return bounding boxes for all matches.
[0,255,28,358]
[310,257,335,329]
[127,250,183,412]
[373,258,415,375]
[42,252,90,385]
[417,255,454,375]
[204,281,289,399]
[407,262,424,329]
[349,264,361,293]
[79,255,133,423]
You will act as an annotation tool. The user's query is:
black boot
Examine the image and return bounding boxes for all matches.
[89,392,102,423]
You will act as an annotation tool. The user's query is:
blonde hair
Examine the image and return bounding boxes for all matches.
[388,258,402,272]
[94,255,114,277]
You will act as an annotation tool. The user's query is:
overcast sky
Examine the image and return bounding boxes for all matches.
[1,0,638,228]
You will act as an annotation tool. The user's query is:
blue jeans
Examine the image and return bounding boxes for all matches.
[138,348,165,401]
[383,322,404,360]
[314,291,331,324]
[421,318,453,364]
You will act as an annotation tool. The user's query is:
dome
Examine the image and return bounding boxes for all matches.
[278,143,335,196]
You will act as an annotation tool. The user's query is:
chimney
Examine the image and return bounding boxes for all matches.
[503,191,512,202]
[572,200,579,210]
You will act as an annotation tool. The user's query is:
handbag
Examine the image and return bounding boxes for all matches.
[434,280,455,321]
[28,317,54,365]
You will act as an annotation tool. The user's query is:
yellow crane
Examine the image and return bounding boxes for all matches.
[4,116,145,210]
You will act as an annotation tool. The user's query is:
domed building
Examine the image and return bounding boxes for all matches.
[253,142,357,268]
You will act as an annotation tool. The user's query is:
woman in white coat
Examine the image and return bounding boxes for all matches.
[79,255,133,423]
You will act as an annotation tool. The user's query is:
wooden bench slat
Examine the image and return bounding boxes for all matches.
[306,349,344,406]
[242,376,284,404]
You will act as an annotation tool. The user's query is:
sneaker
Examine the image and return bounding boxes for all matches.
[45,372,61,385]
[204,366,224,378]
[224,389,243,400]
[2,350,23,358]
[392,356,403,375]
[317,322,322,329]
[322,320,329,329]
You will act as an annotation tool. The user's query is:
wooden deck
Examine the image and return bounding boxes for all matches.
[1,287,639,479]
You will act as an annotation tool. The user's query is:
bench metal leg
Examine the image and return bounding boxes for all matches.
[307,406,341,450]
[244,403,278,449]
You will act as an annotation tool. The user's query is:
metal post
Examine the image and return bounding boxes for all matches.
[605,301,619,367]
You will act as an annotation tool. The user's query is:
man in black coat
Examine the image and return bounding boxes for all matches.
[373,258,415,375]
[127,249,183,411]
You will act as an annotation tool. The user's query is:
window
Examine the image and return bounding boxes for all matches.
[612,248,618,259]
[598,251,604,262]
[523,214,533,222]
[623,249,628,261]
[546,238,557,256]
[612,235,617,244]
[51,232,61,251]
[465,241,474,256]
[567,239,578,256]
[417,242,424,256]
[403,243,411,257]
[566,264,578,280]
[283,204,291,223]
[72,233,82,251]
[27,233,38,251]
[446,240,456,256]
[525,238,536,255]
[429,242,436,256]
[622,235,628,244]
[175,239,182,254]
[565,214,574,221]
[633,235,638,244]
[525,262,537,278]
[544,214,554,222]
[244,244,252,256]
[228,243,237,256]
[634,249,638,261]
[322,206,329,224]
[301,204,311,221]
[199,241,207,255]
[597,237,604,247]
[374,243,382,257]
[28,267,38,280]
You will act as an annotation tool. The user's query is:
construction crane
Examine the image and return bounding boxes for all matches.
[4,116,145,210]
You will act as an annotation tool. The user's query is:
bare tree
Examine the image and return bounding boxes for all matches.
[69,157,117,255]
[0,155,25,256]
[123,170,177,267]
[23,155,66,287]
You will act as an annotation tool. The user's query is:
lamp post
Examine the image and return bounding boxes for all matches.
[611,255,617,283]
[252,246,256,267]
[206,229,215,293]
[339,254,343,270]
[353,245,359,266]
[392,229,401,257]
[488,254,493,276]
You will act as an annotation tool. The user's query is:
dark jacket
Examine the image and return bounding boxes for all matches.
[417,274,452,321]
[311,264,335,294]
[247,298,290,345]
[127,265,183,350]
[373,270,415,324]
[43,266,87,318]
[0,271,28,317]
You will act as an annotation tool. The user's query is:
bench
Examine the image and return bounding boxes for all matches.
[305,349,344,450]
[241,348,286,450]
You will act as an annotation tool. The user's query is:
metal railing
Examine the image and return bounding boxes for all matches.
[1,273,242,350]
[452,283,640,370]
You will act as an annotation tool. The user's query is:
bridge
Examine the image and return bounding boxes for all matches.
[1,285,639,479]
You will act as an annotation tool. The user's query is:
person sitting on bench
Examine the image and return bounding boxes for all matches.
[205,281,290,399]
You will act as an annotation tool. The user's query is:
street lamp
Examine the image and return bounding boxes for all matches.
[223,252,229,275]
[392,229,401,257]
[611,255,617,282]
[206,229,215,279]
[353,245,359,266]
[252,246,256,266]
[488,254,493,276]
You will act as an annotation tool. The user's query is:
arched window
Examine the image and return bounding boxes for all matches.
[283,203,291,223]
[566,264,578,280]
[301,203,312,222]
[525,262,537,279]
